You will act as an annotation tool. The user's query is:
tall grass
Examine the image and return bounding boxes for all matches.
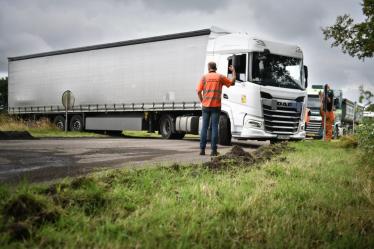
[0,113,103,137]
[0,141,372,248]
[0,114,54,131]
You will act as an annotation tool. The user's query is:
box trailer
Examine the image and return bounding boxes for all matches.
[8,27,308,144]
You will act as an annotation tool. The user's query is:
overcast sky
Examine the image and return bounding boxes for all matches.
[0,0,373,102]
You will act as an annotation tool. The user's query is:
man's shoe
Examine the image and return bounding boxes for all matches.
[210,150,219,156]
[200,149,205,156]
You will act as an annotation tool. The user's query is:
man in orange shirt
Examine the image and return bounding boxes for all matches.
[319,84,335,141]
[197,62,236,156]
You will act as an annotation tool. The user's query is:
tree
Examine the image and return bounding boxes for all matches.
[322,0,374,60]
[359,85,373,109]
[0,77,8,109]
[366,103,374,111]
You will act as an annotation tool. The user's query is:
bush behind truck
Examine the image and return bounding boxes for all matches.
[8,27,309,144]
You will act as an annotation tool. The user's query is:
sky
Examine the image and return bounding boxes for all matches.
[0,0,373,102]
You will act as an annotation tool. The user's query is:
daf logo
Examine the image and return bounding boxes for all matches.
[277,101,292,107]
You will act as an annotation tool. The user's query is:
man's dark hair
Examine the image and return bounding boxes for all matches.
[208,62,217,72]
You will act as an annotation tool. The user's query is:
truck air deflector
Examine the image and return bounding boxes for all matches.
[8,29,212,61]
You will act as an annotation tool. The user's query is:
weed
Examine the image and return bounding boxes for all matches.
[3,194,46,222]
[336,135,358,148]
[6,222,31,241]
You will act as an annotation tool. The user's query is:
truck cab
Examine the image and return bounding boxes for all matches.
[207,32,308,142]
[305,86,323,138]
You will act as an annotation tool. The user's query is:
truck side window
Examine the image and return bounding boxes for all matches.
[228,54,246,82]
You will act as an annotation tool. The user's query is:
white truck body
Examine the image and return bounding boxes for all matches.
[8,27,307,142]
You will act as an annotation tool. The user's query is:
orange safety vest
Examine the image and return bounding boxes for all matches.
[197,72,232,108]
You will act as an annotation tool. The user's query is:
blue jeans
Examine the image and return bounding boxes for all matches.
[200,107,220,151]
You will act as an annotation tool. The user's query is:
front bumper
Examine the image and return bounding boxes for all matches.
[233,127,306,140]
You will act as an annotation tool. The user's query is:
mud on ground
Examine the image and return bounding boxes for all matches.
[204,142,294,170]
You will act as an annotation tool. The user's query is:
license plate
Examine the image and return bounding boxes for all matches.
[277,135,290,140]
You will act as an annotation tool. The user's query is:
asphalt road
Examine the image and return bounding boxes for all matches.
[0,137,265,184]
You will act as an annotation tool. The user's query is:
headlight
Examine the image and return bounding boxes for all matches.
[245,119,262,129]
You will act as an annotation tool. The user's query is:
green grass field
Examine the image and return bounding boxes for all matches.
[0,140,373,248]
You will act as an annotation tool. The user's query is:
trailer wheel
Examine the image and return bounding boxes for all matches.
[53,115,65,130]
[70,115,84,132]
[218,115,232,146]
[159,115,175,139]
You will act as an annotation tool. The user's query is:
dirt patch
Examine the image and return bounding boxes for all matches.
[0,131,34,140]
[204,142,292,170]
[2,193,61,241]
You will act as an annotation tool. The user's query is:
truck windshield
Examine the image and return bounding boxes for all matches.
[252,52,303,90]
[307,96,321,108]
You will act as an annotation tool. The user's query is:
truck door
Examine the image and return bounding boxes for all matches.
[224,54,249,127]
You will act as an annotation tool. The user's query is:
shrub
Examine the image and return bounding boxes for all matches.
[336,135,358,148]
[356,119,374,165]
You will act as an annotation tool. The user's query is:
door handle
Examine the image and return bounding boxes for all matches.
[223,94,228,99]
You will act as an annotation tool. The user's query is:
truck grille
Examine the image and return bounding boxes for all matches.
[262,97,303,135]
[305,120,322,136]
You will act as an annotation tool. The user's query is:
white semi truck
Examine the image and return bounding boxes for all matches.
[8,27,308,144]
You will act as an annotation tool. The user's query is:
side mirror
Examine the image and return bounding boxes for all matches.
[303,65,308,89]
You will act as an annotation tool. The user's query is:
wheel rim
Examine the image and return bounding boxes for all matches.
[72,120,81,131]
[56,121,64,130]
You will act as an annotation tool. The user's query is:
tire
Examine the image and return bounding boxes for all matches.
[69,115,84,132]
[53,115,66,130]
[159,114,175,139]
[218,115,232,146]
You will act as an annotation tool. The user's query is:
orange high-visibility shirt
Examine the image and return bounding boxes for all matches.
[196,72,232,108]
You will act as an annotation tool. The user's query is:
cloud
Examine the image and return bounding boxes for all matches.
[140,0,228,13]
[0,0,373,102]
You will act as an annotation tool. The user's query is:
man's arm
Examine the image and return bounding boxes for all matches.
[196,77,204,103]
[228,65,236,85]
[197,90,203,103]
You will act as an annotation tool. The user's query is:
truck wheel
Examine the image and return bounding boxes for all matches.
[70,115,84,132]
[218,115,232,146]
[159,115,175,139]
[53,115,65,130]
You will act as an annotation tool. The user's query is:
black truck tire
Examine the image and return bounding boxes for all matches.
[53,115,66,131]
[159,114,175,139]
[218,114,232,146]
[69,115,84,132]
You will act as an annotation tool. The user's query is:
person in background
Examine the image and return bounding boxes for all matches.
[319,84,335,141]
[196,62,236,156]
[304,107,311,129]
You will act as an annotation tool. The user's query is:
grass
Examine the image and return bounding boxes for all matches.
[122,130,199,139]
[123,130,161,138]
[29,129,105,138]
[0,114,104,138]
[0,140,373,248]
